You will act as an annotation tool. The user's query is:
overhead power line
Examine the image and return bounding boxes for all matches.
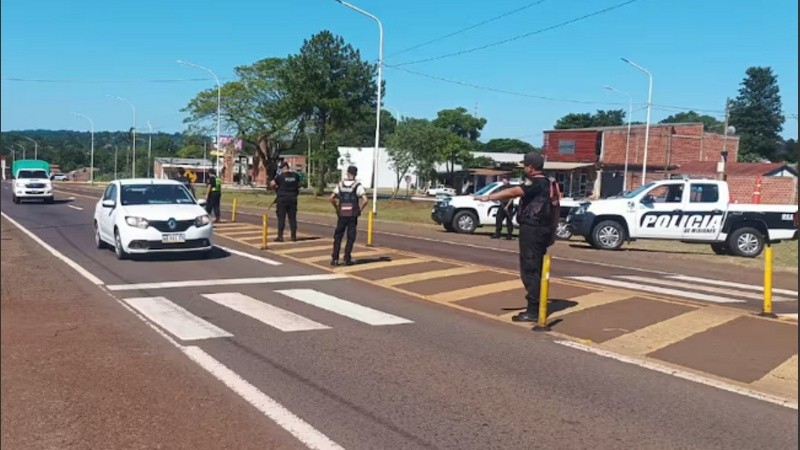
[393,0,641,67]
[2,77,229,83]
[388,0,550,58]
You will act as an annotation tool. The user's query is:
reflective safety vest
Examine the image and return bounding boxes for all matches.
[210,176,222,193]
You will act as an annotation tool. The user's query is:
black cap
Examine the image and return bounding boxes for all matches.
[347,165,358,176]
[523,152,545,170]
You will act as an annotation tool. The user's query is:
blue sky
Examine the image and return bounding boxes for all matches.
[1,0,797,146]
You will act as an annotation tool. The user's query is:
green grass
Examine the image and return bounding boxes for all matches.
[197,186,434,224]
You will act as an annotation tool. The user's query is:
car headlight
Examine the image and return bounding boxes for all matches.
[194,215,211,227]
[125,216,149,229]
[574,203,590,215]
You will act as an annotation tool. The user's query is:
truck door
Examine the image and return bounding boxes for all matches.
[635,182,687,239]
[680,182,725,241]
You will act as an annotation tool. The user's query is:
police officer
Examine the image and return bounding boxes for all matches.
[329,165,368,266]
[477,153,557,322]
[205,168,222,222]
[492,176,516,240]
[269,162,300,242]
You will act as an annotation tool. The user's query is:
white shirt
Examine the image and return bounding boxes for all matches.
[333,179,366,197]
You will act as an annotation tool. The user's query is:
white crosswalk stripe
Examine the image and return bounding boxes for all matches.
[202,292,330,332]
[619,276,795,303]
[569,276,746,303]
[276,289,414,326]
[667,275,798,297]
[124,296,233,341]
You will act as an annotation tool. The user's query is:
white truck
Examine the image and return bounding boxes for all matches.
[431,181,579,239]
[11,159,54,204]
[566,178,799,257]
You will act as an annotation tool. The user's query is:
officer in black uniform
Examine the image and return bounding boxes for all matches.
[477,153,556,322]
[269,162,300,242]
[205,169,222,222]
[492,176,516,240]
[329,165,368,266]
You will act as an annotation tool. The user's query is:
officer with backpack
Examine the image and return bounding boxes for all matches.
[329,165,368,266]
[205,168,222,223]
[476,152,559,322]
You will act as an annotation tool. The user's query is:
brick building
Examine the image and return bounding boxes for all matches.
[543,123,739,199]
[674,161,797,205]
[221,153,307,187]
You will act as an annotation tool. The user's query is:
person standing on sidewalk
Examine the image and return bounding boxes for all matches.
[330,165,368,266]
[476,153,560,322]
[269,162,300,242]
[205,168,222,223]
[492,176,516,240]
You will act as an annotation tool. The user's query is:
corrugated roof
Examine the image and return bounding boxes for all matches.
[676,161,797,177]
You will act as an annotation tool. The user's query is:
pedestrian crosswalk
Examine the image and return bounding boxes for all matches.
[568,275,798,305]
[123,288,413,341]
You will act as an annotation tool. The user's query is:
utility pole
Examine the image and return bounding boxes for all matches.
[721,98,731,181]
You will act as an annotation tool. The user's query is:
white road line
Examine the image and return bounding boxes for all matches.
[67,204,83,211]
[216,244,282,266]
[667,275,798,297]
[202,292,330,332]
[619,275,795,303]
[277,289,413,326]
[183,346,344,449]
[555,340,797,410]
[123,296,233,341]
[779,313,798,321]
[106,274,346,291]
[0,211,104,285]
[569,276,746,304]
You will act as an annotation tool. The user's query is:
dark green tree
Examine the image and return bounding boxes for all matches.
[729,67,785,161]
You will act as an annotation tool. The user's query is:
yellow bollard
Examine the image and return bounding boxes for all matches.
[231,198,238,223]
[367,211,375,247]
[261,213,268,250]
[533,254,552,331]
[760,243,776,317]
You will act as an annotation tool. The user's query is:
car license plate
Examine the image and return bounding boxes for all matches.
[162,233,186,243]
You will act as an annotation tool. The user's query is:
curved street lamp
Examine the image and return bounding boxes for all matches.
[621,58,653,186]
[71,112,95,185]
[108,95,136,178]
[604,86,632,193]
[177,59,221,175]
[23,137,38,160]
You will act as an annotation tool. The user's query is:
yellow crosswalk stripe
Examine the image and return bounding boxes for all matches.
[378,267,482,287]
[429,279,522,303]
[752,354,798,398]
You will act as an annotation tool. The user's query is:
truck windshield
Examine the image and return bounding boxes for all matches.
[621,183,655,199]
[17,170,48,179]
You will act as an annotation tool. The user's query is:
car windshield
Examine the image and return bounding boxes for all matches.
[475,182,500,196]
[18,170,48,179]
[120,184,196,206]
[621,183,656,199]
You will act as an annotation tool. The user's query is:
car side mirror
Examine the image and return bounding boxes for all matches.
[102,199,115,208]
[197,199,207,207]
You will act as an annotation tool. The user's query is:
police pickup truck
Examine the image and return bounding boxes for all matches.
[431,181,579,239]
[567,178,798,257]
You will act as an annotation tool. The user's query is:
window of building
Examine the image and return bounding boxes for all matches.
[558,140,576,154]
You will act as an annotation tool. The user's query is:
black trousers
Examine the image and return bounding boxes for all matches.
[332,216,358,262]
[494,205,515,237]
[276,197,298,238]
[206,192,221,220]
[518,224,552,314]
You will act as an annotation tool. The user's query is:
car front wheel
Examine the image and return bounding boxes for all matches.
[114,229,128,260]
[728,227,764,258]
[590,220,625,250]
[452,210,478,234]
[555,220,573,240]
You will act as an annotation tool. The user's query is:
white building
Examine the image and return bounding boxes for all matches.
[337,146,419,190]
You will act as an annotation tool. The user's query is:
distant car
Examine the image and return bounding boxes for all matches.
[51,174,69,181]
[93,179,213,260]
[426,185,456,197]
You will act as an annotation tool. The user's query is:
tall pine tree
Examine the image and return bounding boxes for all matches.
[729,67,785,162]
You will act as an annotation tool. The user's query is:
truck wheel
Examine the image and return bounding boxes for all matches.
[46,196,54,204]
[591,220,625,250]
[728,227,764,258]
[12,194,20,204]
[443,222,455,232]
[555,220,573,240]
[452,210,478,234]
[710,243,729,255]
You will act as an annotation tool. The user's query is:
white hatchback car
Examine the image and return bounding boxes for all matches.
[94,179,213,259]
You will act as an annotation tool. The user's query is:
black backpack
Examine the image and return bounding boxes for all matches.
[517,174,561,232]
[338,181,361,217]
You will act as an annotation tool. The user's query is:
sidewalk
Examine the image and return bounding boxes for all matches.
[0,217,303,450]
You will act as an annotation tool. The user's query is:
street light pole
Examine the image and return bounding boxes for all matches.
[146,121,153,178]
[334,0,383,215]
[604,86,632,193]
[23,137,38,159]
[177,60,221,176]
[621,58,653,186]
[71,112,95,185]
[16,143,26,159]
[109,95,136,178]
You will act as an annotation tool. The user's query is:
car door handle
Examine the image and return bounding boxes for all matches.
[712,209,722,214]
[673,209,683,213]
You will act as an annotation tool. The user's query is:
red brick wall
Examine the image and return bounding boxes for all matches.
[600,124,739,169]
[543,130,599,162]
[728,176,797,205]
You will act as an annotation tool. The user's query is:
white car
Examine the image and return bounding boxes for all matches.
[93,179,214,259]
[426,185,456,197]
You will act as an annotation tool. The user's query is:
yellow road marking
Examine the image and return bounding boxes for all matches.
[333,257,424,273]
[548,290,633,320]
[219,229,266,237]
[428,279,522,303]
[602,306,741,355]
[302,251,383,264]
[752,354,798,398]
[274,245,334,255]
[378,267,482,287]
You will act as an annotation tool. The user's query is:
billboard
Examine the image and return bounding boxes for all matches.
[216,136,243,152]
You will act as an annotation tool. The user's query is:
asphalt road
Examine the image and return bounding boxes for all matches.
[4,183,797,449]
